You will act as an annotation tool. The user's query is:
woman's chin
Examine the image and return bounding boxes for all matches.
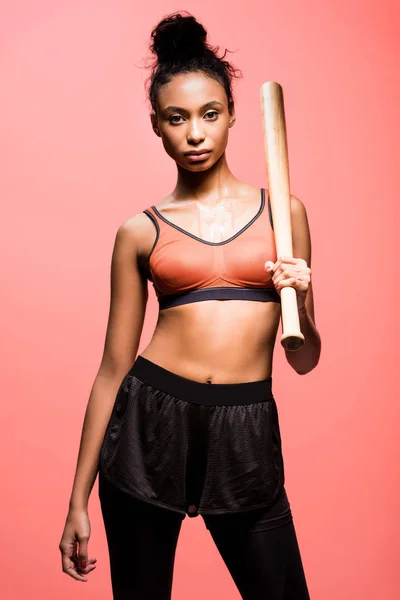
[177,154,221,172]
[178,160,214,172]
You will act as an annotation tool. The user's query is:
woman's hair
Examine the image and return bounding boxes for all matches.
[145,11,242,114]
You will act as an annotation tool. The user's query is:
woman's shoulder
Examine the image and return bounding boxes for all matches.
[114,210,158,255]
[238,182,266,198]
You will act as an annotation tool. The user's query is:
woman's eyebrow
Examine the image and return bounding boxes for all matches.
[162,101,223,116]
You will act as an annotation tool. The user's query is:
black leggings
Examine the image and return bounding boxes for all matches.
[99,473,310,599]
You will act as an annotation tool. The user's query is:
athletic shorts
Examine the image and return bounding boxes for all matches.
[98,355,293,529]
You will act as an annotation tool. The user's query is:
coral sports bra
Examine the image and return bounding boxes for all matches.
[142,188,280,310]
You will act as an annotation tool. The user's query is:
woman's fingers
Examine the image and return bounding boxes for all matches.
[61,550,88,582]
[61,551,97,581]
[59,510,97,582]
[76,536,89,570]
[265,256,296,276]
[274,268,301,286]
[74,554,98,575]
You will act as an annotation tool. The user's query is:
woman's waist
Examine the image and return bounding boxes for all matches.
[140,338,274,383]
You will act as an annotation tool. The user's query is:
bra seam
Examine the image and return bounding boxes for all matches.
[267,194,274,231]
[158,286,281,309]
[150,188,265,246]
[161,286,277,296]
[142,209,160,277]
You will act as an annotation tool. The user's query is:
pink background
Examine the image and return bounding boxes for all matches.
[1,1,398,598]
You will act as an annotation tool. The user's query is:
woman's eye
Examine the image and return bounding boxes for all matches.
[169,115,184,124]
[169,111,219,125]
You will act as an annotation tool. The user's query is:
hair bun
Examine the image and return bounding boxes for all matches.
[151,13,207,64]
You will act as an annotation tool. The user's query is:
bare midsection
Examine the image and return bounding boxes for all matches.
[140,301,281,383]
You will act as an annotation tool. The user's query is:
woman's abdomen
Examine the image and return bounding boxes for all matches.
[141,300,281,383]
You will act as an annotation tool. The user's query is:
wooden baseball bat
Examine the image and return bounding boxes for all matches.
[260,81,305,351]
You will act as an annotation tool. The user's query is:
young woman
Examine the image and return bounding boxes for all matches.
[59,11,321,599]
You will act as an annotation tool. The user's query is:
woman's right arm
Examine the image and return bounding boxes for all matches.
[59,215,149,581]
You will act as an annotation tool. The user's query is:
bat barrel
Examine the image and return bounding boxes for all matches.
[260,82,305,351]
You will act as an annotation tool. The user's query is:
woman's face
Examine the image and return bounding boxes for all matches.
[151,71,235,171]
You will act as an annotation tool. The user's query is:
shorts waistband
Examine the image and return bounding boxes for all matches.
[129,355,274,406]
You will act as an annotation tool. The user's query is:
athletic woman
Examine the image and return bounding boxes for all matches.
[59,11,321,599]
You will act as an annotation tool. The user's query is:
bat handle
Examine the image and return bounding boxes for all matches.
[280,286,305,351]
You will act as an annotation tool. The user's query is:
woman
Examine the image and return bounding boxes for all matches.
[59,11,321,599]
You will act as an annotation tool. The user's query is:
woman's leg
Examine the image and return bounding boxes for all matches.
[98,471,184,600]
[204,511,310,600]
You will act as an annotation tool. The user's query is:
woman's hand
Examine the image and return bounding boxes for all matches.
[59,507,97,582]
[265,256,311,311]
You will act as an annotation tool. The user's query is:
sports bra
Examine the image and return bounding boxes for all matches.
[142,188,280,310]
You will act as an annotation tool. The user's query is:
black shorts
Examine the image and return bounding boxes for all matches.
[98,355,293,529]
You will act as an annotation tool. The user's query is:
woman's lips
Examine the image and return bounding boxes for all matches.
[185,151,212,162]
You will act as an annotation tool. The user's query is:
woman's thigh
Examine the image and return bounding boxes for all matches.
[205,513,310,600]
[98,472,184,600]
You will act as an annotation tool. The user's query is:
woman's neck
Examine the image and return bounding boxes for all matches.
[172,152,241,204]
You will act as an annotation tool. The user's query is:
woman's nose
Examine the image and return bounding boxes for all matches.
[187,121,205,144]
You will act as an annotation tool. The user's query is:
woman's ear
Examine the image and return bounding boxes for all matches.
[228,102,236,128]
[150,112,161,137]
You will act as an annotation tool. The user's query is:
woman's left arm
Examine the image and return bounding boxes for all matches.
[265,194,322,375]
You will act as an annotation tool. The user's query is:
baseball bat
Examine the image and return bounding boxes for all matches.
[260,81,305,351]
